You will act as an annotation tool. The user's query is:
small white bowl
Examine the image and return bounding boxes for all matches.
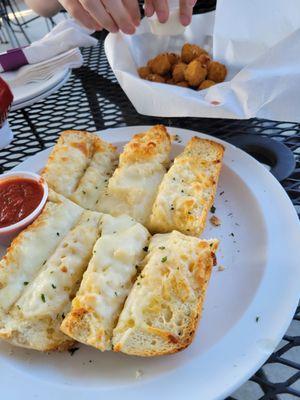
[0,171,48,246]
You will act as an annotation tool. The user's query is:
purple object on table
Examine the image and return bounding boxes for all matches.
[0,48,29,72]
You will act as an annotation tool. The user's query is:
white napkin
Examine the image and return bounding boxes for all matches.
[2,48,83,87]
[0,19,97,73]
[105,0,300,122]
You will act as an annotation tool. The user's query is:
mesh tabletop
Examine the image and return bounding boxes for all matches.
[1,26,300,400]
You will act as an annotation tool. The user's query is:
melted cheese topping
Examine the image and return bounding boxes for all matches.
[63,214,149,350]
[98,162,166,224]
[113,231,218,345]
[42,131,118,208]
[42,131,94,198]
[71,143,118,210]
[148,137,224,236]
[0,190,83,312]
[97,126,171,225]
[17,211,102,318]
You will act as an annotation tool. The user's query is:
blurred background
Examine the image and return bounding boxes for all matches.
[0,0,69,51]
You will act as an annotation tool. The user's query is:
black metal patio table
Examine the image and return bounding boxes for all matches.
[0,24,299,400]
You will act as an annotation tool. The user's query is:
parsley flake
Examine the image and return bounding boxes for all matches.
[41,294,46,303]
[210,205,216,214]
[159,246,165,250]
[51,284,56,289]
[161,256,167,263]
[143,246,148,252]
[23,281,29,286]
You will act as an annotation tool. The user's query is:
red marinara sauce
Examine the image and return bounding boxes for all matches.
[0,178,44,228]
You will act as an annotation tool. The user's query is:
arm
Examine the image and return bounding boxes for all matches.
[24,0,62,18]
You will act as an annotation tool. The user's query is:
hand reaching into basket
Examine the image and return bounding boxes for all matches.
[58,0,197,33]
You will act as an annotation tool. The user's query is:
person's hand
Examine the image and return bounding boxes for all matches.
[58,0,141,33]
[144,0,197,26]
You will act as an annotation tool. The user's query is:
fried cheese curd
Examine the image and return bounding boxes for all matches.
[137,43,227,91]
[184,60,207,87]
[198,80,216,90]
[207,61,227,83]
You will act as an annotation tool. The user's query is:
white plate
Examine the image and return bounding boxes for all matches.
[1,126,299,400]
[8,69,70,111]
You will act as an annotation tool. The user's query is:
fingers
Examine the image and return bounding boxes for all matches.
[81,0,118,32]
[59,0,101,30]
[60,0,141,34]
[144,0,154,17]
[102,0,136,34]
[146,0,169,23]
[179,0,197,26]
[122,0,141,26]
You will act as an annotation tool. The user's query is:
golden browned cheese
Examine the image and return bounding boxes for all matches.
[147,74,166,83]
[148,54,171,75]
[207,61,227,83]
[181,43,207,63]
[198,80,216,90]
[172,62,187,83]
[138,66,151,79]
[184,60,207,87]
[148,137,224,237]
[118,125,171,167]
[112,231,219,356]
